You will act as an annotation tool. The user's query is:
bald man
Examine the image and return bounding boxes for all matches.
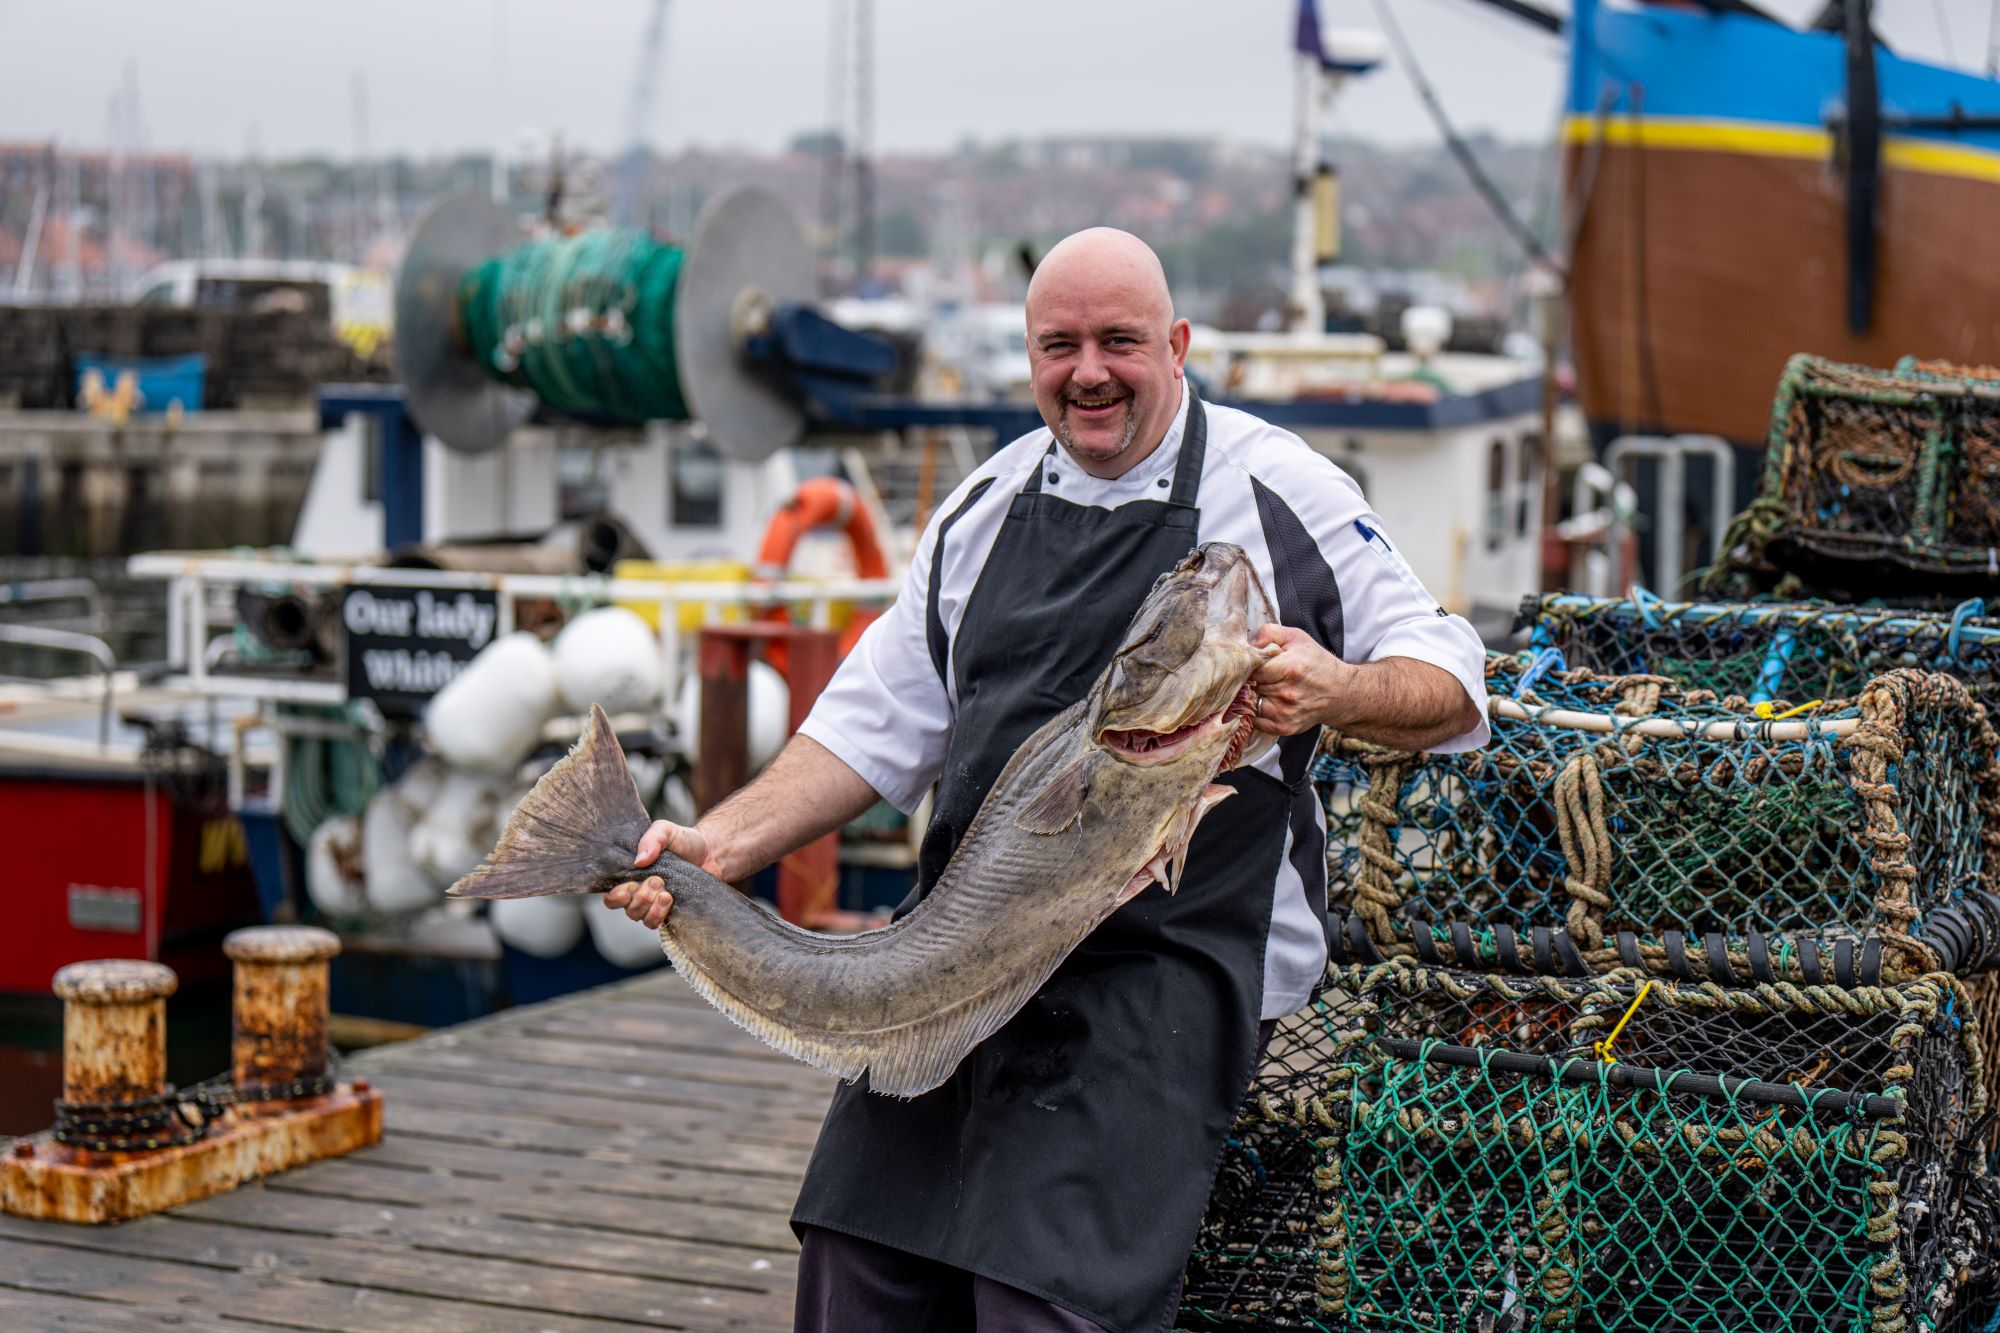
[606,228,1487,1332]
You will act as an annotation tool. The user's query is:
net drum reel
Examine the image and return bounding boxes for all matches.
[393,185,891,459]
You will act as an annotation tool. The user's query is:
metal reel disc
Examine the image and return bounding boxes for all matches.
[674,185,815,461]
[393,193,537,454]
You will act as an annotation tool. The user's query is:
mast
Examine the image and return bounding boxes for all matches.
[1290,39,1325,335]
[1289,1,1381,335]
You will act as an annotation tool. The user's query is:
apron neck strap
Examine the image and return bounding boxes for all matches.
[1167,387,1208,509]
[1023,385,1209,503]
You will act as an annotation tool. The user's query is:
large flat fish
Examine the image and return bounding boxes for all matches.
[448,541,1275,1096]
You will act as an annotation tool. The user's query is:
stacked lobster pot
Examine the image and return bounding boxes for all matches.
[1178,357,2000,1332]
[1702,354,2000,602]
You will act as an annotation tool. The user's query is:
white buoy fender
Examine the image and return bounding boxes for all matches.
[553,607,667,714]
[492,895,588,958]
[672,659,791,769]
[362,788,442,913]
[408,770,506,891]
[585,898,671,969]
[305,814,367,920]
[425,631,561,774]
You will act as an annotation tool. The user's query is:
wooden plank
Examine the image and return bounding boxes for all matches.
[381,1102,815,1179]
[362,1071,825,1150]
[315,1134,805,1213]
[0,1283,272,1332]
[0,1235,662,1332]
[169,1185,794,1291]
[261,1161,800,1252]
[356,1048,833,1126]
[0,1215,785,1333]
[406,1033,830,1095]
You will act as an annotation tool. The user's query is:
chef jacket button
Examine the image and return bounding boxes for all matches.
[1157,478,1169,488]
[1047,472,1059,485]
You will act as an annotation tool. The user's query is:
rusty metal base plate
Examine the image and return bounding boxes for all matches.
[1,1083,383,1224]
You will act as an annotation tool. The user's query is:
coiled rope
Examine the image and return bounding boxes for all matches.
[458,229,690,424]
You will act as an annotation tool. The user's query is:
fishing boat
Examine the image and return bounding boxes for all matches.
[1547,0,2000,451]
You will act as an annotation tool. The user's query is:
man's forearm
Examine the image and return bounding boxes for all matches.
[1320,656,1483,751]
[694,733,886,882]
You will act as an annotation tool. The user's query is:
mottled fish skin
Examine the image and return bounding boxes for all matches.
[449,543,1275,1097]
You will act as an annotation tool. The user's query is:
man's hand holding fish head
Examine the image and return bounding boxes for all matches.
[1247,624,1486,752]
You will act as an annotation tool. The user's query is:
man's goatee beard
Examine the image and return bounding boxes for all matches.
[1055,398,1142,460]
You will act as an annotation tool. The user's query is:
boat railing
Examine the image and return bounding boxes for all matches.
[1600,435,1737,596]
[0,577,108,631]
[125,551,903,706]
[0,624,117,745]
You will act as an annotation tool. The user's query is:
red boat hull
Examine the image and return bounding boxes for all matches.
[0,767,263,995]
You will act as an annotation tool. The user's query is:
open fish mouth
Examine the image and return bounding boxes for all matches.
[1100,685,1259,768]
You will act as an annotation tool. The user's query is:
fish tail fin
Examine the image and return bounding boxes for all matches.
[448,704,649,900]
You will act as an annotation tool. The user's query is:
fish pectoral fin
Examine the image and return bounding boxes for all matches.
[1014,750,1098,836]
[1117,853,1170,906]
[1160,784,1235,896]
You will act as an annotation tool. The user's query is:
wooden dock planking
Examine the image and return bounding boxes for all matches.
[0,969,836,1331]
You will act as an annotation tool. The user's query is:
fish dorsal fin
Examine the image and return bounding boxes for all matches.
[1014,749,1097,835]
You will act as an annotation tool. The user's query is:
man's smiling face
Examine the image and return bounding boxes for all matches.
[1025,229,1191,479]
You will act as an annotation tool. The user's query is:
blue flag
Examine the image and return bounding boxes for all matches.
[1295,0,1325,64]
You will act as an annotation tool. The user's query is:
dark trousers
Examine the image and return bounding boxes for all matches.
[794,1021,1272,1332]
[793,1225,1113,1332]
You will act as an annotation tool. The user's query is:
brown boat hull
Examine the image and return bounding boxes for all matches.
[1566,138,2000,445]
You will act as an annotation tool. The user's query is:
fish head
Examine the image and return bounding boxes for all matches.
[1094,542,1272,773]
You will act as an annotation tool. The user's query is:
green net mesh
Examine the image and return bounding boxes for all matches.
[1698,355,2000,599]
[1177,964,1999,1333]
[458,228,689,425]
[1317,660,2000,984]
[1517,595,2000,711]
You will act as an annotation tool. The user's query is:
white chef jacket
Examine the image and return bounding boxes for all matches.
[799,384,1490,1018]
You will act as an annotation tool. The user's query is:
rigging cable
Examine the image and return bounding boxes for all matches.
[1936,0,1959,64]
[1366,0,1561,271]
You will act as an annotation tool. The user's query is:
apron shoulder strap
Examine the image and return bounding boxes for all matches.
[1167,388,1208,509]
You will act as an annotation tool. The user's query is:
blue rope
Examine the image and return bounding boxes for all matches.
[1631,584,1666,630]
[1948,598,1986,663]
[1751,628,1798,707]
[1513,647,1567,698]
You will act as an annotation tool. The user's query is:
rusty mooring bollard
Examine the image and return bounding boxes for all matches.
[222,925,340,1095]
[51,959,177,1112]
[5,936,380,1223]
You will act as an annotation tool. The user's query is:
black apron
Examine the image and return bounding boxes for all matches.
[791,392,1292,1333]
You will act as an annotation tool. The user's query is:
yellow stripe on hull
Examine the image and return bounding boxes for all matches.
[1561,115,2000,185]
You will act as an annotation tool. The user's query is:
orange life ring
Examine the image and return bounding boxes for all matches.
[755,477,889,669]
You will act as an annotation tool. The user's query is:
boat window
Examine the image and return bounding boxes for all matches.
[1517,431,1540,538]
[1486,437,1508,552]
[671,437,725,528]
[135,282,177,307]
[556,436,611,520]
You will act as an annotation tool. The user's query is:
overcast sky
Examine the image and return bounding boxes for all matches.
[2,0,1997,161]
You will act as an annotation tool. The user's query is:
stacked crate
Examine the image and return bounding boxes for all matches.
[1702,354,2000,601]
[1179,360,2000,1331]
